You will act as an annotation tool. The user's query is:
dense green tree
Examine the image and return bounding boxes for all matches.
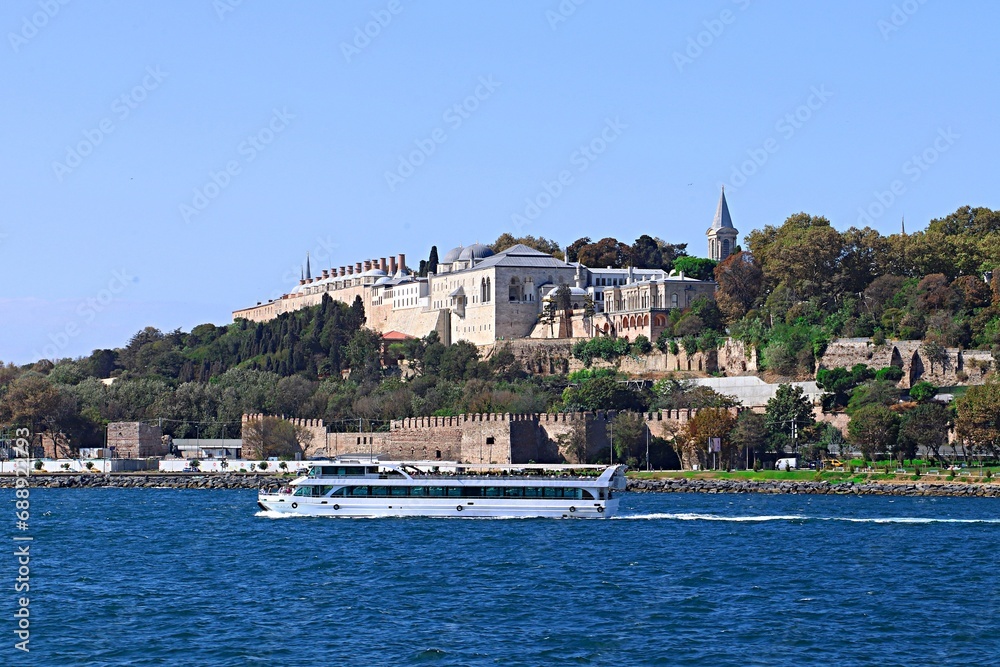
[565,237,592,263]
[490,233,561,257]
[816,364,874,410]
[764,384,815,452]
[897,403,951,464]
[714,251,763,322]
[630,235,662,269]
[954,380,1000,459]
[848,404,900,463]
[671,256,717,281]
[576,237,631,268]
[426,245,439,275]
[561,376,647,412]
[729,410,768,466]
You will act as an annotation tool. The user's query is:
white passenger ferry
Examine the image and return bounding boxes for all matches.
[257,456,628,519]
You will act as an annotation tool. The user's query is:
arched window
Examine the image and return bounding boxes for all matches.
[486,277,491,302]
[722,239,731,258]
[671,293,678,308]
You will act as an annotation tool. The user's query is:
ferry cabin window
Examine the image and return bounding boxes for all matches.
[331,486,595,499]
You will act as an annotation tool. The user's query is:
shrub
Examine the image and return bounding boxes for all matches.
[875,366,904,382]
[190,459,201,470]
[258,461,268,470]
[655,330,672,352]
[33,460,43,471]
[632,335,652,355]
[85,462,94,470]
[681,335,698,355]
[909,381,937,402]
[279,462,288,471]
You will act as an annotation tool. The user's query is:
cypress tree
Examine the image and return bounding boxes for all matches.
[427,245,439,275]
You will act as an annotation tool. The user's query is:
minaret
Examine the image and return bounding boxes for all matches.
[707,187,738,261]
[305,252,312,280]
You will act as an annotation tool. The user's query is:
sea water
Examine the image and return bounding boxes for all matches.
[8,489,1000,666]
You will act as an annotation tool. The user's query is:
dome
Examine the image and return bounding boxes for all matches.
[361,268,387,277]
[458,243,495,262]
[543,285,588,299]
[374,276,392,286]
[441,245,464,263]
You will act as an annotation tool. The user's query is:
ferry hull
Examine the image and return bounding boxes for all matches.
[258,494,620,519]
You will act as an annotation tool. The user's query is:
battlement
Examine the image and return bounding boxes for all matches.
[242,413,326,430]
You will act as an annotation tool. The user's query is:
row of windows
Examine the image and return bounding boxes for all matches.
[294,485,597,499]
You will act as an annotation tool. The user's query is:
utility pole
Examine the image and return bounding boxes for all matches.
[645,427,650,472]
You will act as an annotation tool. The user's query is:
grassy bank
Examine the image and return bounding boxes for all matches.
[629,468,1000,485]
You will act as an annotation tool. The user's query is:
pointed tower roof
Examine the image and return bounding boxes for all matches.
[711,187,734,230]
[305,252,312,280]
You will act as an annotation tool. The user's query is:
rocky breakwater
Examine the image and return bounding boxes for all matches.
[628,477,1000,497]
[0,474,274,490]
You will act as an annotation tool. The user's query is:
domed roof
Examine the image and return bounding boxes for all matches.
[361,268,387,277]
[543,285,588,298]
[458,243,495,261]
[441,245,464,263]
[374,276,392,286]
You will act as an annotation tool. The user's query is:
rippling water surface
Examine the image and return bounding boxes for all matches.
[11,490,1000,666]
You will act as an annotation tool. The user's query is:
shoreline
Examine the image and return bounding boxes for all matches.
[3,473,1000,497]
[628,477,1000,497]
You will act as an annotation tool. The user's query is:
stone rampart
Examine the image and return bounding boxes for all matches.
[818,338,995,388]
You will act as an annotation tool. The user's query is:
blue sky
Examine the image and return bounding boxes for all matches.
[2,0,996,364]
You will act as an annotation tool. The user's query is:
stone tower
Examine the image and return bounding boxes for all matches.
[707,187,738,261]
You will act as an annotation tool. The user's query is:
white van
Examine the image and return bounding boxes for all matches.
[776,458,798,471]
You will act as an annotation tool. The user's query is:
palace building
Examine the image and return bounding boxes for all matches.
[233,193,735,345]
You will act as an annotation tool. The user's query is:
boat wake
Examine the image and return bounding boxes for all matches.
[614,513,805,522]
[255,510,299,519]
[615,513,1000,524]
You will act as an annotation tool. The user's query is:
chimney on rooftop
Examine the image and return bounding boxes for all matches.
[388,256,397,274]
[379,257,387,271]
[397,253,406,272]
[355,261,363,273]
[322,269,329,279]
[364,260,372,272]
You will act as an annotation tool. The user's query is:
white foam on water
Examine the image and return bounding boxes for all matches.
[614,513,805,522]
[255,510,299,519]
[615,513,1000,524]
[825,517,1000,525]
